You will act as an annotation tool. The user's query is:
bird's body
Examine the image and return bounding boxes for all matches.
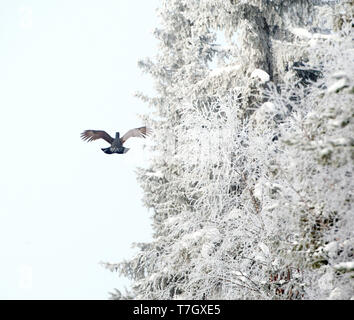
[81,127,151,154]
[101,132,129,154]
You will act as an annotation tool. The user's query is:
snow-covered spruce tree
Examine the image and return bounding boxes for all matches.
[103,0,353,299]
[259,1,354,299]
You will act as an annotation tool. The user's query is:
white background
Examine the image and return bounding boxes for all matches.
[0,0,158,299]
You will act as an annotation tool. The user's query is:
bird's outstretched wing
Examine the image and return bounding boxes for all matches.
[80,130,114,144]
[121,126,152,144]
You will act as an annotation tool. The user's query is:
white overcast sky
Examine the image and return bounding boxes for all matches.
[0,0,159,299]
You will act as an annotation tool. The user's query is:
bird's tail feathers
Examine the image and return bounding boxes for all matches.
[101,147,113,154]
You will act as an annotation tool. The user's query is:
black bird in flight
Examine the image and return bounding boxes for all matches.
[81,126,151,154]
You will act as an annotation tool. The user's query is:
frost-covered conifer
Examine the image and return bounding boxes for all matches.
[103,0,353,300]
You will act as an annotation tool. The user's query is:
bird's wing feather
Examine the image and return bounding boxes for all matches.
[80,130,114,144]
[121,126,152,144]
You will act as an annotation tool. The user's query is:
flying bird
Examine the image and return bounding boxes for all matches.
[81,126,151,154]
